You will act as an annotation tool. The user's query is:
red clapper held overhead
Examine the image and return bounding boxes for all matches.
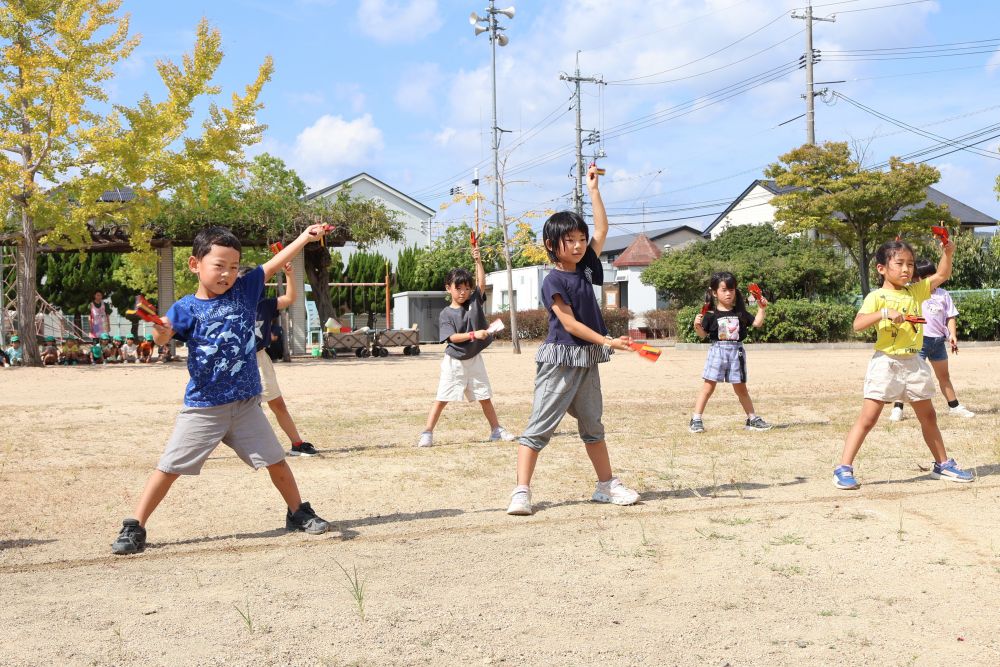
[747,283,768,307]
[931,226,949,246]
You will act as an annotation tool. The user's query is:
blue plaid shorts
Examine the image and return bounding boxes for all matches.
[702,341,746,383]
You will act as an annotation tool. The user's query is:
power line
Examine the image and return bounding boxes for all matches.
[826,37,1000,53]
[831,0,933,14]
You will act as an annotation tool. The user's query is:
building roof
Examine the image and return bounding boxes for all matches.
[304,172,435,217]
[704,179,998,236]
[600,224,705,255]
[612,233,662,268]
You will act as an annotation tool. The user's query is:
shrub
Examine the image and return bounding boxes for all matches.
[677,300,860,343]
[492,307,633,340]
[602,307,634,338]
[642,309,678,339]
[954,293,1000,340]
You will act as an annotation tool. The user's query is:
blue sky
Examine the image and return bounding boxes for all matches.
[110,1,1000,238]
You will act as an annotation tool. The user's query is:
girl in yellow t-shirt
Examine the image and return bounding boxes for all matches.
[833,238,973,490]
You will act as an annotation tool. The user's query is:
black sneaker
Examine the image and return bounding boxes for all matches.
[288,442,319,457]
[689,417,705,433]
[111,518,146,555]
[745,416,773,431]
[286,502,330,535]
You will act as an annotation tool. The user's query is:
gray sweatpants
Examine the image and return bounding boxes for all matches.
[518,363,605,451]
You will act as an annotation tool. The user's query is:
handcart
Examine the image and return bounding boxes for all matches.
[322,330,375,358]
[370,328,421,357]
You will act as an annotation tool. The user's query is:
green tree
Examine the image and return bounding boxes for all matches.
[764,141,959,296]
[0,4,273,363]
[37,252,132,330]
[345,251,390,323]
[641,224,855,306]
[396,245,429,292]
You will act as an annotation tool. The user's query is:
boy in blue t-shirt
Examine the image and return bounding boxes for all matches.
[112,224,332,555]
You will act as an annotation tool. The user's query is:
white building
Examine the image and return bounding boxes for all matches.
[704,179,997,238]
[304,172,436,265]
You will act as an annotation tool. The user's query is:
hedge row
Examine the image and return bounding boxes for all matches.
[676,300,871,344]
[493,307,633,341]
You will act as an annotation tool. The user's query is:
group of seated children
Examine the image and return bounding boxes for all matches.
[39,332,169,366]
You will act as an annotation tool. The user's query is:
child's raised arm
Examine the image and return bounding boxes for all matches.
[551,295,631,351]
[276,263,296,310]
[586,164,609,255]
[752,303,767,328]
[929,236,955,290]
[263,224,329,280]
[473,246,486,295]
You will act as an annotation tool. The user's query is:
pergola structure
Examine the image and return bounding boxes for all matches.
[0,224,341,356]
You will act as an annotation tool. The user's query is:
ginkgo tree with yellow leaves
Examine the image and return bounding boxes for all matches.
[0,1,272,364]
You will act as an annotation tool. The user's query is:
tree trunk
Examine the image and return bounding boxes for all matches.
[303,243,334,326]
[15,210,40,365]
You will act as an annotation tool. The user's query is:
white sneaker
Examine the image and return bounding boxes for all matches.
[889,406,904,422]
[489,426,517,442]
[416,431,433,447]
[506,486,532,515]
[949,405,976,418]
[592,477,640,506]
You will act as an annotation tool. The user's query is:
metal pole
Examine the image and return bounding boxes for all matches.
[574,56,584,217]
[805,2,815,145]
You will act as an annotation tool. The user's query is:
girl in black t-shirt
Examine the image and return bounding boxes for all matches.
[689,272,770,433]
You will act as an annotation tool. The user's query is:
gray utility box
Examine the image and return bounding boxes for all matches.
[392,291,448,343]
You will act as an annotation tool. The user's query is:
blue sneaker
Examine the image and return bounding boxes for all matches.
[930,459,974,483]
[833,465,860,490]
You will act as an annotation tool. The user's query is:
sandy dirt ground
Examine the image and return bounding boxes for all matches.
[2,343,1000,666]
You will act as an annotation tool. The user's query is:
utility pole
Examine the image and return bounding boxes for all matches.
[560,52,604,217]
[792,1,834,145]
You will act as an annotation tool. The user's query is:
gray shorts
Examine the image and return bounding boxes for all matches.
[702,341,746,384]
[518,363,605,451]
[157,397,285,475]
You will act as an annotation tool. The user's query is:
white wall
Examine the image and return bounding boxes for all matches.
[485,266,548,312]
[709,184,778,239]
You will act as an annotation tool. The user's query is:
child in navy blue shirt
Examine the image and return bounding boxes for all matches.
[112,225,332,555]
[507,165,640,516]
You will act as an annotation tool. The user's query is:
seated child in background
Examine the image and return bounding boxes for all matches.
[122,335,139,363]
[5,335,23,366]
[60,335,81,365]
[41,336,59,366]
[91,335,107,365]
[105,335,123,364]
[138,334,154,363]
[157,342,173,363]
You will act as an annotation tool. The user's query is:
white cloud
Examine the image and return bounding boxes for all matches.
[357,0,442,43]
[293,114,384,174]
[395,63,442,114]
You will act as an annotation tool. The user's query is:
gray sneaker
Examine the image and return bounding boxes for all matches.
[286,502,330,535]
[689,417,705,433]
[745,416,772,431]
[111,518,146,555]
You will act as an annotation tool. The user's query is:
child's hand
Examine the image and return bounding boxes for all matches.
[473,329,488,341]
[609,335,632,351]
[304,223,329,241]
[949,334,959,354]
[282,262,294,274]
[587,163,601,191]
[153,317,174,338]
[886,309,904,325]
[694,314,704,327]
[941,237,956,255]
[472,246,482,264]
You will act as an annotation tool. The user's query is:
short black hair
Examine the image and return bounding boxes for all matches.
[192,226,242,260]
[445,267,473,289]
[915,258,936,280]
[542,211,589,262]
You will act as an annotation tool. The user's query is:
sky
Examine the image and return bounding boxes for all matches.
[108,0,1000,238]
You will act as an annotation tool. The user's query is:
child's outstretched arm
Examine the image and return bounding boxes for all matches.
[551,295,631,351]
[586,164,609,255]
[263,224,329,280]
[151,317,175,346]
[276,263,296,310]
[752,303,767,328]
[473,246,486,296]
[929,236,955,289]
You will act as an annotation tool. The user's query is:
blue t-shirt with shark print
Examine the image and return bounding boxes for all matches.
[166,266,265,407]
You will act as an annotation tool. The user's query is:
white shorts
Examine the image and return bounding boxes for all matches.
[863,352,935,403]
[256,349,281,402]
[436,354,493,402]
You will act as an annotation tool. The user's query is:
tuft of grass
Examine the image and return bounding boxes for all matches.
[695,527,736,541]
[335,560,367,621]
[233,601,254,634]
[818,610,837,617]
[770,533,805,546]
[710,516,752,527]
[769,563,804,577]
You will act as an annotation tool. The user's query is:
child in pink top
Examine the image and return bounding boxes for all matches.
[890,258,974,421]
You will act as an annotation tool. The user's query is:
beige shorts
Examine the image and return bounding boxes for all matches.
[863,352,936,403]
[436,354,493,402]
[256,349,281,402]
